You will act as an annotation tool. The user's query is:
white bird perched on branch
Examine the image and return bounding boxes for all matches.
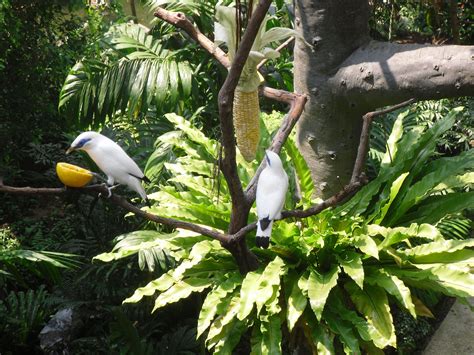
[66,131,150,203]
[255,150,288,248]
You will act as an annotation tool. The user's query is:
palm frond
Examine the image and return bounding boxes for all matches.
[436,215,472,240]
[59,23,193,128]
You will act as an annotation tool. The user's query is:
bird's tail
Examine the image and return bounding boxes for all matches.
[256,219,273,249]
[128,176,148,201]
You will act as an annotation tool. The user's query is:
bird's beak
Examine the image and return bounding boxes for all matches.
[66,146,75,155]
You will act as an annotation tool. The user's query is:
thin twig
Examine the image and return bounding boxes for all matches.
[351,98,416,182]
[257,36,294,70]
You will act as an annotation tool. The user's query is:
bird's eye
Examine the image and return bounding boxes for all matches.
[76,138,91,148]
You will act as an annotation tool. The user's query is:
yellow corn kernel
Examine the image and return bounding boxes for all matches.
[233,89,260,162]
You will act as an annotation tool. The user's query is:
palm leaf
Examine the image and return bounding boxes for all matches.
[59,23,193,127]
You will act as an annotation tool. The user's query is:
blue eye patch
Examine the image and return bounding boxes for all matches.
[75,138,91,148]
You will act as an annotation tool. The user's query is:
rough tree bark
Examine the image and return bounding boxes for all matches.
[294,0,474,198]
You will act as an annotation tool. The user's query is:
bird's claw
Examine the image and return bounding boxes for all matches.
[98,183,119,198]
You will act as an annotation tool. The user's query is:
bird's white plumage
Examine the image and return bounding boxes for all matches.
[67,131,148,200]
[255,150,288,248]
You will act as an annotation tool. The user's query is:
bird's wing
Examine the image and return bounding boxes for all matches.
[97,138,145,179]
[256,170,288,221]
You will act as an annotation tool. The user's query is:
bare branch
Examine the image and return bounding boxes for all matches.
[217,0,273,233]
[235,98,414,241]
[351,98,416,182]
[153,6,301,106]
[363,98,416,120]
[231,180,364,242]
[0,184,229,244]
[257,36,294,70]
[154,8,230,68]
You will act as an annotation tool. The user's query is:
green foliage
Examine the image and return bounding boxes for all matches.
[0,285,55,351]
[0,226,81,286]
[370,0,473,44]
[368,98,473,178]
[59,23,194,128]
[0,0,112,181]
[96,108,473,353]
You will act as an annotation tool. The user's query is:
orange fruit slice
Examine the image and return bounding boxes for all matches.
[56,162,93,187]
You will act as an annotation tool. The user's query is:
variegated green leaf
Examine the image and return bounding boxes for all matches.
[238,270,263,320]
[373,172,409,224]
[207,293,243,349]
[197,272,242,338]
[353,235,379,259]
[123,273,175,304]
[327,291,372,342]
[252,313,282,355]
[306,314,335,355]
[256,256,287,315]
[368,223,443,250]
[337,250,364,288]
[345,282,396,348]
[286,272,308,332]
[403,239,474,258]
[325,311,361,354]
[153,277,212,312]
[308,266,340,321]
[391,264,474,297]
[366,269,416,317]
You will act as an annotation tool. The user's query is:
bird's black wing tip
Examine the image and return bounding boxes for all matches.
[259,216,271,231]
[129,172,151,184]
[256,236,270,249]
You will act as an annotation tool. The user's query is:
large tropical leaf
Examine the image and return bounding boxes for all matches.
[286,271,308,332]
[345,282,396,349]
[197,272,242,338]
[308,265,340,321]
[59,23,193,127]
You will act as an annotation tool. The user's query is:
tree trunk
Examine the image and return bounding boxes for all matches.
[294,0,474,198]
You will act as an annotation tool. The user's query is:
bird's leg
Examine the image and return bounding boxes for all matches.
[105,184,120,198]
[97,182,120,198]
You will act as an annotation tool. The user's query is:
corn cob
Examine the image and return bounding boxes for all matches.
[233,88,260,162]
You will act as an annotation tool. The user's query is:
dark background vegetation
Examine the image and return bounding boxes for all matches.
[0,0,472,353]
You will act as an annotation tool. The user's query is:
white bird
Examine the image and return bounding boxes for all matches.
[255,150,288,248]
[66,131,150,203]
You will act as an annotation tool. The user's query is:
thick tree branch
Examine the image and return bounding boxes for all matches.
[216,0,273,234]
[0,184,229,244]
[153,2,303,273]
[329,41,474,110]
